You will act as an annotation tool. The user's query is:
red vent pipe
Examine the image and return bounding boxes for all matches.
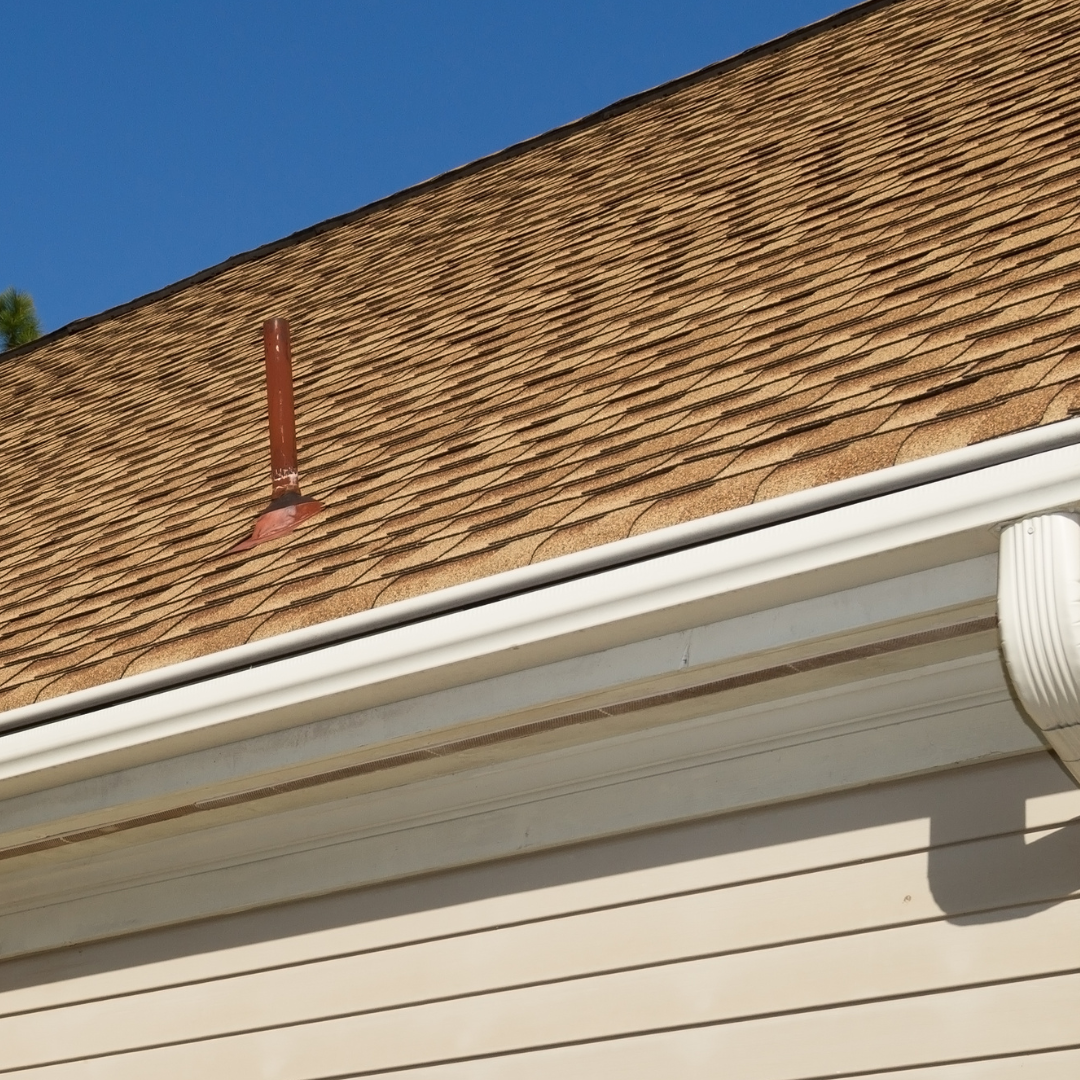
[227,319,323,553]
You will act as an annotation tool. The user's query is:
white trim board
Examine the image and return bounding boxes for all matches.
[0,556,999,838]
[0,653,1042,959]
[6,428,1077,790]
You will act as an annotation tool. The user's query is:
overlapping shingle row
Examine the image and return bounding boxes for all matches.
[3,0,1079,710]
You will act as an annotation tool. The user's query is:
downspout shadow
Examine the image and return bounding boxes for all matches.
[928,675,1080,922]
[928,802,1080,923]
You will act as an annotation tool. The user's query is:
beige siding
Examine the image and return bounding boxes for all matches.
[2,752,1079,1078]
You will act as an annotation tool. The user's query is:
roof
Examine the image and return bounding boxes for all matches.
[3,0,1080,713]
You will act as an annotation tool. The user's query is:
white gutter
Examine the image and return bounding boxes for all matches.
[998,512,1080,782]
[5,417,1080,737]
[4,425,1080,786]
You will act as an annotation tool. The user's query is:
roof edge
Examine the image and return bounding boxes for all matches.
[3,414,1079,736]
[9,0,902,361]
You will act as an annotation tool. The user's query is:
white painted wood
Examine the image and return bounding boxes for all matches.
[0,648,1014,879]
[365,996,1080,1080]
[0,556,999,827]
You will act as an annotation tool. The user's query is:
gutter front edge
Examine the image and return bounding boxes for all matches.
[6,418,1080,736]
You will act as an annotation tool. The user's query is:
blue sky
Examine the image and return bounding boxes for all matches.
[4,1,847,332]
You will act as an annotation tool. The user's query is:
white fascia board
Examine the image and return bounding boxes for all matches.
[0,554,999,837]
[0,653,1042,961]
[3,435,1078,793]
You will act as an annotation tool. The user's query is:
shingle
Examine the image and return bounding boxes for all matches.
[3,0,1080,710]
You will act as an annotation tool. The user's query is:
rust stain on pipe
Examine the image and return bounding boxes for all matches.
[227,319,323,554]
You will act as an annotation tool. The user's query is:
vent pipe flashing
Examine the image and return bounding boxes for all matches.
[998,512,1080,784]
[228,319,323,553]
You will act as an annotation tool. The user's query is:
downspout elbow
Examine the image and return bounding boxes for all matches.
[998,512,1080,785]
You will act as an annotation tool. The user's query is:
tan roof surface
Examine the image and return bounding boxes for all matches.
[4,0,1080,711]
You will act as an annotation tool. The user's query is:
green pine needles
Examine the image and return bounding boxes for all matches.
[0,287,42,351]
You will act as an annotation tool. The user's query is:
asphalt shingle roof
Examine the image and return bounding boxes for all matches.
[4,0,1080,711]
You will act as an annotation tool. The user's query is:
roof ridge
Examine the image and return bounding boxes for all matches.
[9,0,902,361]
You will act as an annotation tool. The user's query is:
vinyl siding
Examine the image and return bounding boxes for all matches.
[2,751,1079,1078]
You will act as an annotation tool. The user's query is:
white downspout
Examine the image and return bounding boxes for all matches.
[999,513,1080,784]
